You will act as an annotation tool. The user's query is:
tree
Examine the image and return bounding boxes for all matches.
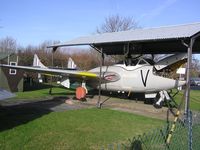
[96,14,140,63]
[18,40,61,67]
[0,37,17,53]
[70,50,99,70]
[191,57,200,77]
[97,14,139,33]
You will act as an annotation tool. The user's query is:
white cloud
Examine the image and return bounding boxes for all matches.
[139,0,178,22]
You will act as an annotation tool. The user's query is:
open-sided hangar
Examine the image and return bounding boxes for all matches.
[49,22,200,116]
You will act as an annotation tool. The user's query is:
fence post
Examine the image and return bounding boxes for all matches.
[188,110,192,150]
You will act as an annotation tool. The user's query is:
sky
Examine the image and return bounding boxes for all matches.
[0,0,200,47]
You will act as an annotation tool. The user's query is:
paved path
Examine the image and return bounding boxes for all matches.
[69,95,179,120]
[0,95,180,120]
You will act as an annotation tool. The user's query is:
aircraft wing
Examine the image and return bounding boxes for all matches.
[0,64,99,80]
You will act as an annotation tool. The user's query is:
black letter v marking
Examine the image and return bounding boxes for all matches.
[140,70,150,87]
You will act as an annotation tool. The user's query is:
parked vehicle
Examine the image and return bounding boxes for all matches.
[190,78,200,86]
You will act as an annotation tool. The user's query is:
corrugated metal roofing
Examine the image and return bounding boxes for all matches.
[50,22,200,47]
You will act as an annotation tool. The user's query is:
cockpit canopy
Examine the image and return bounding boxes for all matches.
[117,57,154,66]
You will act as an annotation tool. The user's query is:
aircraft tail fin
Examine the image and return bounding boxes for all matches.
[33,54,47,83]
[33,54,47,68]
[67,57,77,69]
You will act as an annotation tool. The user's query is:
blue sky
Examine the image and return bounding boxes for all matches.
[0,0,200,47]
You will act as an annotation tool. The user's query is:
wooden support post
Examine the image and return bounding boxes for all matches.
[184,38,194,116]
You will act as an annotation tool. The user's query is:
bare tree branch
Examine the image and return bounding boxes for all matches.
[96,14,140,63]
[96,14,140,33]
[0,37,17,53]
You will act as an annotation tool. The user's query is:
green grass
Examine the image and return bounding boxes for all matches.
[0,87,199,149]
[0,108,164,150]
[15,87,75,100]
[173,90,200,111]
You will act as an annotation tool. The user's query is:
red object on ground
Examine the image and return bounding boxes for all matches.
[76,87,86,100]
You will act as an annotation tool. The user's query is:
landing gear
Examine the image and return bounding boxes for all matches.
[153,90,171,109]
[153,99,164,109]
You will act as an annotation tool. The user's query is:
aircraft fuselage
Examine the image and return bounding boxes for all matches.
[89,64,185,93]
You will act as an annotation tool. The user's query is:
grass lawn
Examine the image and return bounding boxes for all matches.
[173,89,200,111]
[15,87,74,100]
[0,108,164,150]
[0,86,199,149]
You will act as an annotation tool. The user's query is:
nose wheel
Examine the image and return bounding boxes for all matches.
[153,100,164,109]
[153,90,171,109]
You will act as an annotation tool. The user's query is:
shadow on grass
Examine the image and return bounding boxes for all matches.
[23,82,53,91]
[49,92,75,96]
[0,97,68,132]
[96,90,153,104]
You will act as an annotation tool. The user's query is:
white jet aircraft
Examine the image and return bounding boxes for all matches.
[0,53,186,108]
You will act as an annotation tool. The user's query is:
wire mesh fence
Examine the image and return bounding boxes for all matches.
[192,112,200,150]
[101,111,200,150]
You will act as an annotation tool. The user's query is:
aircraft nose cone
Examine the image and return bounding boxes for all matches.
[176,80,186,87]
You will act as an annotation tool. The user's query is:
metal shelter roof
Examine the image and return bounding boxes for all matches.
[49,22,200,54]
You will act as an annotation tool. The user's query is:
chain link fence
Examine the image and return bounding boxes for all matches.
[101,111,200,150]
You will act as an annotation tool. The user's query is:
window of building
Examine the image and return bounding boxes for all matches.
[9,62,17,75]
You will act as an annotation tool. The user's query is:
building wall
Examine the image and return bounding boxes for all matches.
[0,53,24,92]
[0,67,10,91]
